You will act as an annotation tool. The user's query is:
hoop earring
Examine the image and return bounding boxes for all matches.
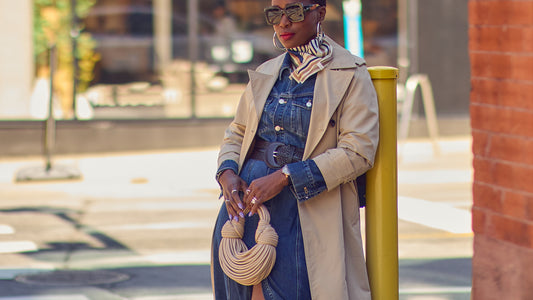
[273,32,286,51]
[316,22,324,41]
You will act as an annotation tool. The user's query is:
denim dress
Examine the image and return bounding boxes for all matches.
[212,53,327,300]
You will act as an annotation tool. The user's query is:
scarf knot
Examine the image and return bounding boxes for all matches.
[287,33,333,83]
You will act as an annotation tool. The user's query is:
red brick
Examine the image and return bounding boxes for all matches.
[508,2,533,26]
[527,195,533,221]
[470,79,533,110]
[470,1,533,26]
[473,156,494,184]
[488,135,533,166]
[493,161,533,194]
[473,235,533,299]
[512,55,533,82]
[472,207,488,234]
[502,191,529,220]
[471,52,533,81]
[473,181,503,211]
[471,129,490,157]
[513,192,533,221]
[473,158,533,193]
[470,26,533,53]
[469,1,504,26]
[488,213,530,248]
[470,104,533,138]
[470,52,511,79]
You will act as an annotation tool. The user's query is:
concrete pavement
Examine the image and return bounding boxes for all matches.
[0,136,473,300]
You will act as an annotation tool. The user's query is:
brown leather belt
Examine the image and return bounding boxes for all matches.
[249,138,304,169]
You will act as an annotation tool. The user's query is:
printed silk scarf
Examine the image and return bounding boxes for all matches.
[287,32,333,84]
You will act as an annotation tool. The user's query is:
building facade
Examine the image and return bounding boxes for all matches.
[0,0,398,120]
[470,0,533,299]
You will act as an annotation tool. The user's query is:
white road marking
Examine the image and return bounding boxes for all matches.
[399,169,472,185]
[68,250,211,268]
[398,196,472,234]
[144,250,211,264]
[399,286,471,294]
[0,225,14,234]
[132,294,212,300]
[90,201,221,212]
[0,296,89,300]
[100,220,213,231]
[0,241,38,254]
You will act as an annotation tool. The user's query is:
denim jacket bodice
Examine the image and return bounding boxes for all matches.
[257,54,315,148]
[217,53,327,201]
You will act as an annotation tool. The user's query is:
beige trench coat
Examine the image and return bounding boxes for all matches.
[216,37,379,300]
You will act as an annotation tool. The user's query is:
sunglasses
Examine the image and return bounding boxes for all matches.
[264,3,320,25]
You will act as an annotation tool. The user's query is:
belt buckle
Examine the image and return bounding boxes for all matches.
[265,142,284,169]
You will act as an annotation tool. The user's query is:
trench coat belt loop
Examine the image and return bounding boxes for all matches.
[249,138,304,169]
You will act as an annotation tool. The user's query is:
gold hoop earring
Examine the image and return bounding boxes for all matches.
[273,32,286,51]
[316,22,324,40]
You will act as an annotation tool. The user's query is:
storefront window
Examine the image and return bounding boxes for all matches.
[0,0,396,120]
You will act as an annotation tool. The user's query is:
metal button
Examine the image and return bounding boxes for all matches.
[275,125,283,131]
[278,98,286,104]
[306,100,312,108]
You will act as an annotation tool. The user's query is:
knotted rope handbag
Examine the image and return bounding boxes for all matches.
[218,205,278,286]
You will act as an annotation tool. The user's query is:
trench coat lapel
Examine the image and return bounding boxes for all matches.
[304,69,354,159]
[239,55,284,165]
[248,70,277,120]
[304,38,362,159]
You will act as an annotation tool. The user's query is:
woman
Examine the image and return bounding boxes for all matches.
[211,0,378,299]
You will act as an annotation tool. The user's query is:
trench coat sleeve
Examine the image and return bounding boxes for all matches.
[312,65,379,191]
[216,82,254,169]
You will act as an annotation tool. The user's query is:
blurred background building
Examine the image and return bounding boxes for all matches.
[0,0,469,156]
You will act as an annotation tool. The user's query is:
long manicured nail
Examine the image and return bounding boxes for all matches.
[228,214,233,220]
[248,212,253,217]
[238,203,243,210]
[233,216,239,222]
[239,212,245,218]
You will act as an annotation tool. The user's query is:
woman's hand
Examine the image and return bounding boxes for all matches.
[244,169,289,216]
[218,170,248,221]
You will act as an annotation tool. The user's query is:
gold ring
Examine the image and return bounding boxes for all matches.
[231,189,238,193]
[251,197,257,205]
[246,189,251,194]
[225,199,230,202]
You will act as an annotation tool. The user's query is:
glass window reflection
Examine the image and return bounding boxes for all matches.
[0,0,397,120]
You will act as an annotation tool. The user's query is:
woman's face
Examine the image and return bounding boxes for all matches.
[271,0,326,49]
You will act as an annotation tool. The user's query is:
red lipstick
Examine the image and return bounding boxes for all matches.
[279,32,295,41]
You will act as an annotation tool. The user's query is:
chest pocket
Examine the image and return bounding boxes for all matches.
[288,98,313,139]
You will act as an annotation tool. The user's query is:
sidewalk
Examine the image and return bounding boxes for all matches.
[0,136,473,300]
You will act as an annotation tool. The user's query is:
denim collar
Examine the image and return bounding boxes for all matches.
[278,52,308,81]
[278,53,295,81]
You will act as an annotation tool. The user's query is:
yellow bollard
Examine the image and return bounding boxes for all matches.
[366,66,399,300]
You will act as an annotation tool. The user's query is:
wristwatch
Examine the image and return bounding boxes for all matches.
[281,165,291,179]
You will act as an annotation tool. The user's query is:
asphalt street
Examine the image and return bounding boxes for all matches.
[0,137,472,300]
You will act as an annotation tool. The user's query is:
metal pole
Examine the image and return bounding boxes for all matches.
[71,0,79,119]
[44,45,57,172]
[15,46,81,182]
[366,66,399,300]
[187,0,198,118]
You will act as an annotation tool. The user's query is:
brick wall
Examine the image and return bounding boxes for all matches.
[469,0,533,299]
